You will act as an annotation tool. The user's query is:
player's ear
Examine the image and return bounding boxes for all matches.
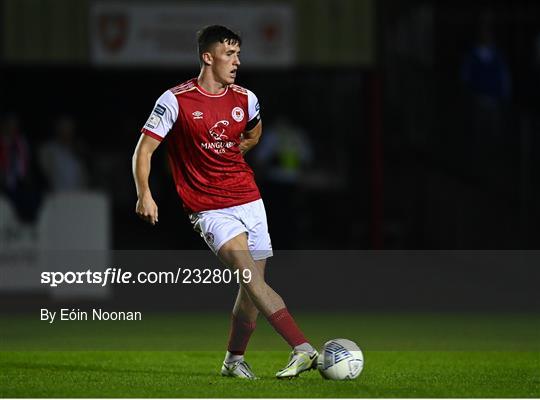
[201,52,213,66]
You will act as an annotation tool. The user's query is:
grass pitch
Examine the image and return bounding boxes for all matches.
[1,313,539,397]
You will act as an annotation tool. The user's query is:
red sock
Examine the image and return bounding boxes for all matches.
[227,314,256,355]
[266,308,308,347]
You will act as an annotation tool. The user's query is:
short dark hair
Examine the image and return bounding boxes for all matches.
[197,25,242,61]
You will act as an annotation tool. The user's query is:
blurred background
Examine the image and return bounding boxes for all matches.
[2,0,540,251]
[1,0,540,313]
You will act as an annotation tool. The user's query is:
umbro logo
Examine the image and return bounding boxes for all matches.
[192,111,203,119]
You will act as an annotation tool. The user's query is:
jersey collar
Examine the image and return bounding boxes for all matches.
[194,79,229,98]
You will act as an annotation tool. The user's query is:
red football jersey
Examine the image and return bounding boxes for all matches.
[141,78,262,212]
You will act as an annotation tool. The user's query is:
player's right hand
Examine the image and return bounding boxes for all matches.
[135,193,159,225]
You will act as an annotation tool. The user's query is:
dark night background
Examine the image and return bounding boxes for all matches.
[1,0,539,311]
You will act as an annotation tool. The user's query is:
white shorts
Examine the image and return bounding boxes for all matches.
[189,199,273,261]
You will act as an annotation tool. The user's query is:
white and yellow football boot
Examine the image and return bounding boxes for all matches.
[221,360,257,380]
[275,350,319,379]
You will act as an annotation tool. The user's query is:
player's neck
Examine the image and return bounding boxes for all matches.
[197,70,227,94]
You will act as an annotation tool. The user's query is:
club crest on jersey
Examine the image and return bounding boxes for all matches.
[205,232,214,245]
[231,107,244,122]
[209,120,230,141]
[192,111,203,120]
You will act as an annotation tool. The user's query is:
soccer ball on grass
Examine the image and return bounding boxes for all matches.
[317,338,364,380]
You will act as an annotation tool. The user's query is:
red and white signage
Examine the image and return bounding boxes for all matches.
[90,2,295,67]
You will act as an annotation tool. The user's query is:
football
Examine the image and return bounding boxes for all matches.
[317,338,364,380]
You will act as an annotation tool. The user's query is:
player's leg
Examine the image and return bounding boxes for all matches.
[221,260,265,379]
[218,234,285,315]
[218,234,318,378]
[192,203,316,378]
[232,259,266,321]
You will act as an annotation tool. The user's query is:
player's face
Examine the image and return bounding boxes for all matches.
[209,41,241,86]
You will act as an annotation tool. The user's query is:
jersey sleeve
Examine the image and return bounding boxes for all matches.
[141,90,179,141]
[246,89,261,131]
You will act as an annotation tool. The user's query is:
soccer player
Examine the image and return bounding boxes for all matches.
[132,25,317,379]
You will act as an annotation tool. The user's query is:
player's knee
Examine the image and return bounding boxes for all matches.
[240,275,267,302]
[218,248,253,271]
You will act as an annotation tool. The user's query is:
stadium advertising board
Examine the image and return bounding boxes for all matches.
[90,2,295,67]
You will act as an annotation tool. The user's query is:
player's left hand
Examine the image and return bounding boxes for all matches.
[239,142,249,154]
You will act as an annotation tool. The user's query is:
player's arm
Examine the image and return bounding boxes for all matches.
[132,134,161,225]
[239,120,262,155]
[133,89,178,225]
[240,89,262,155]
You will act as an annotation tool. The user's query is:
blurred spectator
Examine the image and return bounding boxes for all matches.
[0,114,42,222]
[39,115,88,191]
[461,22,511,102]
[253,116,313,248]
[254,116,313,184]
[460,15,512,176]
[0,114,29,192]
